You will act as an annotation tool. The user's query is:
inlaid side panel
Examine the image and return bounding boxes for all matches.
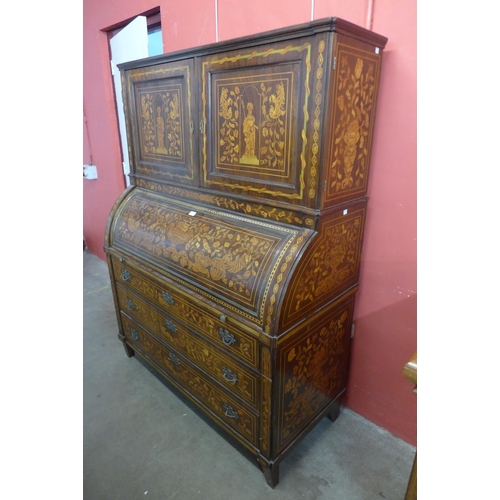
[123,59,197,185]
[201,35,328,207]
[280,202,366,329]
[275,293,355,453]
[323,39,382,207]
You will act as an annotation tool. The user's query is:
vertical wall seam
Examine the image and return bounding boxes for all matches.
[366,0,374,30]
[215,0,219,42]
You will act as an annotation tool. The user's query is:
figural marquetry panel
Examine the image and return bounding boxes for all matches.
[214,70,296,176]
[201,37,324,207]
[324,43,382,206]
[124,60,196,185]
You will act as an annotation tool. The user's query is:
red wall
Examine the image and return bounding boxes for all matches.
[83,0,417,446]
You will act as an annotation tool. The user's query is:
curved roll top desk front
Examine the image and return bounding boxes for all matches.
[104,17,387,488]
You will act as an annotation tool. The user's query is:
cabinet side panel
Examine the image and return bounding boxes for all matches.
[323,34,384,208]
[275,292,355,454]
[280,201,366,329]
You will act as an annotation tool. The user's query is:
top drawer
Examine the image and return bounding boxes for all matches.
[112,257,260,369]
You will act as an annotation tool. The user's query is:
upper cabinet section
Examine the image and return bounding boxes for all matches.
[121,59,198,185]
[200,34,327,209]
[119,18,387,214]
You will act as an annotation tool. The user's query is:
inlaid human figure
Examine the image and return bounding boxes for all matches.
[155,106,168,154]
[239,101,259,165]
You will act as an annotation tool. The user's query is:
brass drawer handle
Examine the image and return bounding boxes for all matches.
[223,403,239,420]
[126,298,136,311]
[168,352,181,367]
[165,319,177,333]
[161,291,175,305]
[121,269,131,281]
[130,328,140,341]
[222,367,238,385]
[219,328,235,346]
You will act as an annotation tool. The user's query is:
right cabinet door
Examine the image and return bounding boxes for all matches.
[199,34,329,209]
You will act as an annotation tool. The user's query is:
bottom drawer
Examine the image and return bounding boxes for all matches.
[122,318,259,448]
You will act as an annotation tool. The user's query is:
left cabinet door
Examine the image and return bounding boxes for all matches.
[121,58,198,186]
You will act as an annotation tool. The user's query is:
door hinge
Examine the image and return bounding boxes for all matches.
[190,121,195,134]
[324,180,327,192]
[200,120,205,134]
[333,56,336,70]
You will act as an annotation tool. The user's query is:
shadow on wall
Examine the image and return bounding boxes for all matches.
[344,292,417,444]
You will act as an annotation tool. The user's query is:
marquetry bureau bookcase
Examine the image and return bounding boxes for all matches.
[104,17,387,488]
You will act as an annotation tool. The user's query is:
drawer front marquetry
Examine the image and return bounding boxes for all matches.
[120,312,259,407]
[112,259,259,368]
[122,320,259,447]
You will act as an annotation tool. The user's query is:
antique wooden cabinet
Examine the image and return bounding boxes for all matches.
[104,18,387,488]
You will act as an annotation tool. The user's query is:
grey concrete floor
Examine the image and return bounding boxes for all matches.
[83,250,415,500]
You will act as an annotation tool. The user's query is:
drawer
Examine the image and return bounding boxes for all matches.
[122,319,259,448]
[120,312,259,408]
[112,258,259,368]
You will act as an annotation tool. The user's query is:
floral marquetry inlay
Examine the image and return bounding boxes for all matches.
[327,45,381,202]
[134,180,316,228]
[282,208,365,327]
[216,75,293,173]
[107,18,389,488]
[278,301,353,449]
[202,42,312,201]
[112,190,302,320]
[138,86,184,161]
[124,321,258,446]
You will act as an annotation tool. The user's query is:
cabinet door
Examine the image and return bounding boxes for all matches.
[122,59,197,185]
[200,35,328,208]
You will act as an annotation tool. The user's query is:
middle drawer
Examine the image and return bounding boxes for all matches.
[116,283,259,408]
